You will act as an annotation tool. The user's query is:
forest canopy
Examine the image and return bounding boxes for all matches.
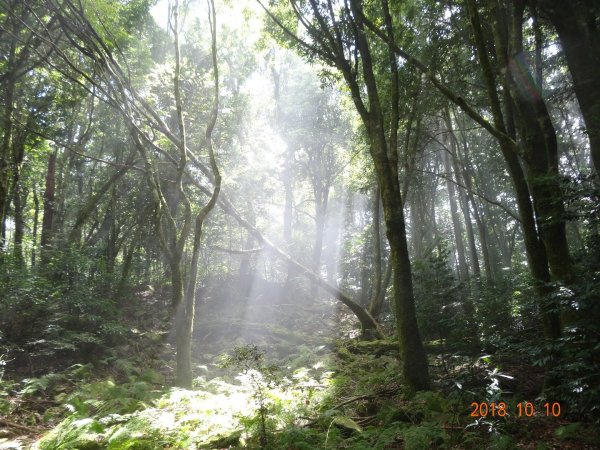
[0,0,599,448]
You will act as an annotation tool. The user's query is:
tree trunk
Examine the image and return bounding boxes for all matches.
[505,3,572,285]
[310,205,326,298]
[371,121,429,389]
[116,241,136,303]
[368,186,384,316]
[106,201,116,275]
[12,181,26,265]
[238,203,256,286]
[348,0,429,388]
[539,0,600,174]
[443,143,469,281]
[0,55,16,249]
[174,0,221,388]
[171,260,190,386]
[32,182,39,266]
[466,0,562,340]
[448,111,482,278]
[68,157,132,245]
[40,149,57,265]
[455,134,491,280]
[283,147,296,286]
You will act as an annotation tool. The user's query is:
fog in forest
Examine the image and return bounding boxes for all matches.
[1,0,599,448]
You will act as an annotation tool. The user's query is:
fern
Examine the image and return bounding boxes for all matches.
[34,417,105,450]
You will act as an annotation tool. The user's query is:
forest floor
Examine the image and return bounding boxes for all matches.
[1,281,599,449]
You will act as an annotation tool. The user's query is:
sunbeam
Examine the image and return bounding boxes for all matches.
[3,0,598,448]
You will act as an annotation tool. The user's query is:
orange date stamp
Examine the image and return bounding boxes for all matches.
[470,401,562,418]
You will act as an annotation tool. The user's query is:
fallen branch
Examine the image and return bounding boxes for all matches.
[0,417,41,434]
[330,387,399,413]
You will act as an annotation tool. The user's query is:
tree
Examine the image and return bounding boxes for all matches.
[23,0,222,387]
[463,0,569,340]
[262,0,430,391]
[0,0,56,255]
[352,0,573,342]
[536,0,600,175]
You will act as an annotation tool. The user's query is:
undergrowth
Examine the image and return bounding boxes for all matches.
[4,340,599,449]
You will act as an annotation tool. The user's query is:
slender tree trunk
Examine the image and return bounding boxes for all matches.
[310,205,326,298]
[40,149,57,265]
[116,241,136,303]
[175,0,221,387]
[346,0,430,388]
[170,0,194,387]
[283,150,296,286]
[447,111,482,278]
[456,169,481,279]
[456,136,491,280]
[410,190,424,260]
[32,182,39,266]
[238,203,256,286]
[171,260,189,384]
[12,181,26,265]
[53,127,77,239]
[374,261,392,316]
[106,202,116,275]
[472,199,494,281]
[68,156,132,245]
[0,41,16,249]
[443,144,469,281]
[368,185,384,315]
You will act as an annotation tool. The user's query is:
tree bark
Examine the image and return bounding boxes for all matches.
[116,240,136,303]
[174,0,221,388]
[368,185,384,316]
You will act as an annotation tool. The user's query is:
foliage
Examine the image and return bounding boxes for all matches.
[219,345,282,447]
[0,248,128,375]
[18,336,600,449]
[412,247,473,351]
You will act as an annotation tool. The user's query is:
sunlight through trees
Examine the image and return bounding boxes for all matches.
[0,0,599,448]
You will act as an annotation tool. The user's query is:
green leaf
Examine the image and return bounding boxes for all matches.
[333,415,362,433]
